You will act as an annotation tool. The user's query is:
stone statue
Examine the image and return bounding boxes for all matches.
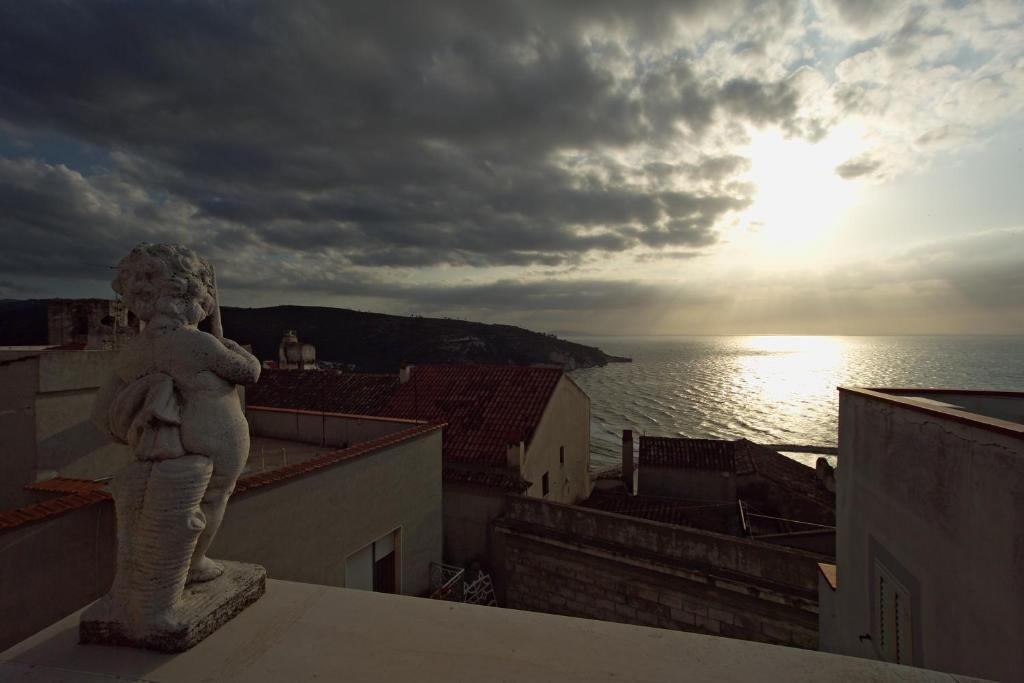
[80,243,265,652]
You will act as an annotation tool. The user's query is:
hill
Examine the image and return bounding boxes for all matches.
[0,300,629,371]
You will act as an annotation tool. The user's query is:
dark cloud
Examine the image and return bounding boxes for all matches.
[634,251,703,262]
[835,156,882,179]
[0,0,817,277]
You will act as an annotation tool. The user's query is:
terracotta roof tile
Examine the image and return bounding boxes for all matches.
[443,467,531,492]
[639,437,736,471]
[25,478,108,495]
[248,369,399,415]
[734,439,835,515]
[381,365,563,466]
[0,488,110,532]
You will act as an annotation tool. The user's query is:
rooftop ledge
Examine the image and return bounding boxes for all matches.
[1,580,985,682]
[839,387,1024,440]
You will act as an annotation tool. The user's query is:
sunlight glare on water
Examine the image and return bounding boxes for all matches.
[569,335,1024,471]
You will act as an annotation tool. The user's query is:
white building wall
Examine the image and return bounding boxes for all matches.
[522,375,591,504]
[822,390,1024,682]
[212,429,443,597]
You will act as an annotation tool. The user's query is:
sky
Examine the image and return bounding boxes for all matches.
[0,0,1022,335]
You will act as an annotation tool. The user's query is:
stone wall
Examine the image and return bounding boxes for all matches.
[492,496,822,649]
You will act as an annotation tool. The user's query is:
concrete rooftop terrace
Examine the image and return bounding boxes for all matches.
[1,581,985,682]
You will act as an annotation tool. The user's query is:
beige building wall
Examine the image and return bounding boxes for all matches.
[822,389,1024,682]
[521,375,591,504]
[212,429,444,596]
[0,350,130,508]
[441,483,507,568]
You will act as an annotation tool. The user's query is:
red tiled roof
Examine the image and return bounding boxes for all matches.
[0,479,111,531]
[735,439,835,515]
[25,478,109,495]
[443,467,531,492]
[381,365,564,466]
[248,369,398,415]
[639,437,736,471]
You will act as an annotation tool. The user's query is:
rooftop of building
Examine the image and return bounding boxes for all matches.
[581,490,738,534]
[382,364,565,466]
[250,364,569,468]
[0,579,982,682]
[639,436,736,470]
[247,369,399,415]
[841,387,1024,438]
[0,418,443,533]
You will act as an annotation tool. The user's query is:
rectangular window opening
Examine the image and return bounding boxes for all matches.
[559,446,564,465]
[542,472,550,497]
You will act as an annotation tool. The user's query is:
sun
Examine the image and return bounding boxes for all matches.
[732,126,866,258]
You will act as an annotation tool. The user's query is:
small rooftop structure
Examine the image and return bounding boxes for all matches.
[277,330,317,370]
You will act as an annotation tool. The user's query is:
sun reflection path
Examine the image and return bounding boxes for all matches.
[732,335,848,429]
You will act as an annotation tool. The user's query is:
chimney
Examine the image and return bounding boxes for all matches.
[399,362,414,384]
[622,430,636,495]
[506,440,525,469]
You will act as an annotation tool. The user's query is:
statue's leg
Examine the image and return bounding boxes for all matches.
[131,455,213,632]
[83,460,152,623]
[187,454,245,584]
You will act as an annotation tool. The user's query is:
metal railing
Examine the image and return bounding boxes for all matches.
[429,562,465,602]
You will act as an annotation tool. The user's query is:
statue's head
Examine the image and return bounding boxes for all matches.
[112,243,216,325]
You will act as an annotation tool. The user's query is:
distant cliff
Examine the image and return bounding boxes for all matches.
[219,305,630,371]
[0,300,630,371]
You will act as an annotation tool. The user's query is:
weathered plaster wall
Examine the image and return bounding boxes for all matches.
[213,430,443,596]
[823,391,1024,682]
[246,407,415,446]
[442,482,507,568]
[522,376,590,504]
[0,351,129,508]
[493,496,822,649]
[639,466,736,501]
[0,500,117,651]
[0,356,39,508]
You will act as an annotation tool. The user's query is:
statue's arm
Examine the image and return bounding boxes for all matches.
[92,371,127,443]
[199,334,261,385]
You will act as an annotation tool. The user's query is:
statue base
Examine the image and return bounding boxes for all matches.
[79,561,266,653]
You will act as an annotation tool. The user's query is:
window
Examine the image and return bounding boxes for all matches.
[559,446,564,465]
[542,472,550,497]
[875,559,913,665]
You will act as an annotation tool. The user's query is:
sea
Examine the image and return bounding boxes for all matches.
[567,335,1024,471]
